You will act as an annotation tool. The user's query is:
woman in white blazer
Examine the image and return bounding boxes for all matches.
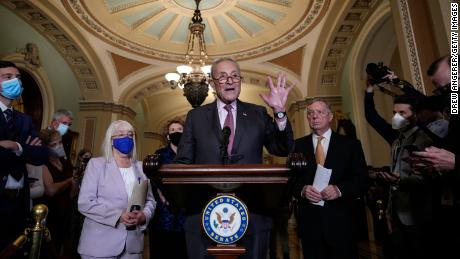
[78,120,155,259]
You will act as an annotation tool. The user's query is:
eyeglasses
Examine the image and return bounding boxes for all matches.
[212,74,243,84]
[307,110,329,117]
[111,132,135,139]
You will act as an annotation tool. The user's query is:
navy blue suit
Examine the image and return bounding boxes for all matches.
[0,109,48,249]
[293,132,368,259]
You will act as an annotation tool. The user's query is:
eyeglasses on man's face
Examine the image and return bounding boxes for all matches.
[111,131,135,139]
[212,74,243,84]
[306,110,329,118]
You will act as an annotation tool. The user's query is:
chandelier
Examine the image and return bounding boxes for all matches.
[165,0,211,108]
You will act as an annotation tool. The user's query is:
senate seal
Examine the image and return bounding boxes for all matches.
[202,194,249,244]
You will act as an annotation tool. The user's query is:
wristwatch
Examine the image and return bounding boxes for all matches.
[275,111,287,119]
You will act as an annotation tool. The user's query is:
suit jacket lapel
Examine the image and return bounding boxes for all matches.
[108,159,129,203]
[232,100,248,155]
[0,110,7,137]
[207,101,222,145]
[323,132,338,182]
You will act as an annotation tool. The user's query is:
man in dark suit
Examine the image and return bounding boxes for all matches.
[0,60,48,251]
[293,98,368,259]
[174,57,294,259]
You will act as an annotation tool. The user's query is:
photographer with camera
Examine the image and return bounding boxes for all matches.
[364,64,440,258]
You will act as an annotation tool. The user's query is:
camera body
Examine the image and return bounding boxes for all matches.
[366,62,393,85]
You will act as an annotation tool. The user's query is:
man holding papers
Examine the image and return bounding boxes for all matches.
[292,98,368,259]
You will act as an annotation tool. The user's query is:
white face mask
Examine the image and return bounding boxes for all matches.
[392,113,410,130]
[50,144,66,158]
[56,123,69,136]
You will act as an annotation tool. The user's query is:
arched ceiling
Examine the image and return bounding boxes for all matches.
[64,0,329,61]
[0,0,385,134]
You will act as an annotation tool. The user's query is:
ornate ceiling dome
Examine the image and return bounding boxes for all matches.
[65,0,329,61]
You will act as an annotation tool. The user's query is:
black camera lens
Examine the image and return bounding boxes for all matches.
[366,62,391,85]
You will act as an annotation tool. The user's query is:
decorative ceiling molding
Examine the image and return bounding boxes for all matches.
[319,0,382,88]
[0,0,100,92]
[62,0,330,61]
[110,52,152,81]
[395,0,424,92]
[79,101,137,119]
[267,46,304,76]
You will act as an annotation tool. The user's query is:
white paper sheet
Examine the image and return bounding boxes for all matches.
[311,165,332,206]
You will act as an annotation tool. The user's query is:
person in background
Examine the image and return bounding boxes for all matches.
[149,117,186,258]
[38,128,77,258]
[48,109,74,160]
[293,98,368,259]
[70,148,92,259]
[0,60,48,253]
[154,117,184,164]
[78,120,155,259]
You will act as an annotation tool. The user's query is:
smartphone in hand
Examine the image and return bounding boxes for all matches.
[404,144,423,153]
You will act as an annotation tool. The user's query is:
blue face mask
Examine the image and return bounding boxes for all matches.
[1,78,23,100]
[113,136,134,154]
[56,123,69,136]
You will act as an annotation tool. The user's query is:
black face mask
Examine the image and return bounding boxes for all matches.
[82,157,91,164]
[169,132,182,146]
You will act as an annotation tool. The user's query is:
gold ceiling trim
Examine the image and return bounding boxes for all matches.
[319,0,382,88]
[0,0,101,92]
[79,101,136,119]
[62,0,329,61]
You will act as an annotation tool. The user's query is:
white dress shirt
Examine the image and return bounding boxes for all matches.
[119,166,136,200]
[216,98,287,131]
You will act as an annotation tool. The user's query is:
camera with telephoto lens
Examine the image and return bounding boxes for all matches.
[366,62,395,85]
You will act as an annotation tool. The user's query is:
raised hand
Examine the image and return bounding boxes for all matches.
[259,73,294,113]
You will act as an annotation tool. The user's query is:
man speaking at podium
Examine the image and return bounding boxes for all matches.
[174,57,294,259]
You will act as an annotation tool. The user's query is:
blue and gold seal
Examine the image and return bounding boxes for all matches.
[202,194,249,244]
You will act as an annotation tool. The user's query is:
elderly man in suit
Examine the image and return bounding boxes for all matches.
[0,60,48,251]
[293,98,368,259]
[174,57,294,259]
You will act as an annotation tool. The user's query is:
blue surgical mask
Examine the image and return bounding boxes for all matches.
[57,123,69,136]
[113,136,134,154]
[1,78,23,100]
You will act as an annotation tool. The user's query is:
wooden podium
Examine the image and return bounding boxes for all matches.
[155,164,292,259]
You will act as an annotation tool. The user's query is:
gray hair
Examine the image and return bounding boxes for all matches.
[102,120,137,162]
[52,109,73,121]
[210,57,241,78]
[307,97,333,113]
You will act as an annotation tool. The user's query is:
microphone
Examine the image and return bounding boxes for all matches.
[220,126,231,164]
[221,126,231,146]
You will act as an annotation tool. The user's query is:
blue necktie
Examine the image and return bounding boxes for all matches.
[4,109,14,133]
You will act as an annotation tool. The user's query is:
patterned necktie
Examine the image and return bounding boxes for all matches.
[223,104,234,155]
[4,108,14,133]
[315,136,325,166]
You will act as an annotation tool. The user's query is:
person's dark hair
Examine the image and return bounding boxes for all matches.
[0,60,18,69]
[164,117,185,137]
[39,128,61,146]
[394,95,418,112]
[427,55,450,76]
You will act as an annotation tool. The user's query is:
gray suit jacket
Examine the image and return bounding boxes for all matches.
[174,100,294,164]
[78,157,155,257]
[389,126,435,226]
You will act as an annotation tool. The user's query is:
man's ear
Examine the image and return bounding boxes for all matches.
[328,112,334,122]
